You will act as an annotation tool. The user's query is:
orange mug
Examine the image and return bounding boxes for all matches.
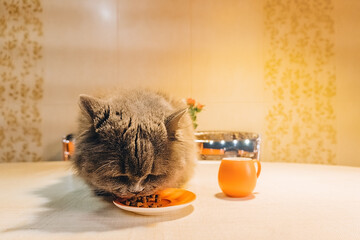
[218,157,261,197]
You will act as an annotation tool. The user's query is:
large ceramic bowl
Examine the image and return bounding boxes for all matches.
[195,131,261,160]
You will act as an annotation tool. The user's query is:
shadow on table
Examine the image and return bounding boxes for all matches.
[4,175,193,233]
[214,192,257,201]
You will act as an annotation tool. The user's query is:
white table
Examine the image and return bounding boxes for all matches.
[0,161,359,240]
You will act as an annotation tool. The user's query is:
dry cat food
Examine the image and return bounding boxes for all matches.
[119,194,170,208]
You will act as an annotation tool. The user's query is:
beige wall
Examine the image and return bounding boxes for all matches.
[1,0,360,166]
[334,1,360,166]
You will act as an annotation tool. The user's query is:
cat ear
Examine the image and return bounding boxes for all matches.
[79,95,111,130]
[79,94,106,120]
[165,108,188,140]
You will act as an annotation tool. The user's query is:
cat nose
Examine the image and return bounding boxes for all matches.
[129,187,144,195]
[129,183,144,194]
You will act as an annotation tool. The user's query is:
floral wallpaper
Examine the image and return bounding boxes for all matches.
[264,0,336,164]
[0,0,340,164]
[0,0,43,162]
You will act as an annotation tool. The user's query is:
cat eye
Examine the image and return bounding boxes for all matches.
[145,174,157,182]
[114,175,129,182]
[144,174,164,183]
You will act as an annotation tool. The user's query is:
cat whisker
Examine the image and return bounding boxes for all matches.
[113,186,124,191]
[94,161,116,175]
[178,123,193,129]
[77,129,90,139]
[176,138,196,141]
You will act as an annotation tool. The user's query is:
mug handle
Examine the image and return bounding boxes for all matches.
[253,159,261,178]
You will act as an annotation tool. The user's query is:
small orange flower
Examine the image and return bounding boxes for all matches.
[196,103,204,111]
[186,97,204,129]
[187,98,195,106]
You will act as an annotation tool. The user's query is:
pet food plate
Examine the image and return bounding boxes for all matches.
[113,188,196,216]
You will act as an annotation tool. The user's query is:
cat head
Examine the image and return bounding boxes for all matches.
[74,94,189,198]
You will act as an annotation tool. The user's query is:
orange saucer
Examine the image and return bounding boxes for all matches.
[113,188,196,215]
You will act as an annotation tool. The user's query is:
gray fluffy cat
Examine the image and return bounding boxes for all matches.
[73,89,196,198]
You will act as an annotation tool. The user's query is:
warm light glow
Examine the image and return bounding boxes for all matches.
[99,5,113,21]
